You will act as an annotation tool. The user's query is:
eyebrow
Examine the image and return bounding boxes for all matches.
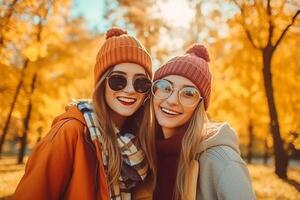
[110,70,126,75]
[162,78,196,88]
[111,71,147,77]
[134,73,147,77]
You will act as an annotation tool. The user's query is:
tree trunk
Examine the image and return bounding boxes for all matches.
[18,73,37,164]
[262,46,288,179]
[0,59,29,158]
[18,101,32,164]
[0,36,3,47]
[0,0,19,48]
[263,136,269,165]
[2,1,51,160]
[247,121,254,164]
[36,126,43,144]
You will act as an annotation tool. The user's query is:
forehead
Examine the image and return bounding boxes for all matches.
[163,75,196,87]
[112,63,146,75]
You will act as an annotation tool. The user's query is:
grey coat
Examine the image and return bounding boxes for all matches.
[195,123,256,200]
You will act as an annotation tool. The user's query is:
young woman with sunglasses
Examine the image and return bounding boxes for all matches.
[13,27,155,200]
[150,44,256,200]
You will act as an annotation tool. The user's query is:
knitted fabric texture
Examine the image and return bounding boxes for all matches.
[94,27,152,85]
[154,44,211,110]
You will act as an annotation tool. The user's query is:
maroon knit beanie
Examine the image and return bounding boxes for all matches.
[154,43,211,110]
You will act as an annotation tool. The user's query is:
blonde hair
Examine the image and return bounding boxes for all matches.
[92,69,156,186]
[174,100,209,199]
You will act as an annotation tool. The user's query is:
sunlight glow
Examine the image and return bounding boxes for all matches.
[158,0,194,28]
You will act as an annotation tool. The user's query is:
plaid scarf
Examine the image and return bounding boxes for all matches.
[73,100,148,200]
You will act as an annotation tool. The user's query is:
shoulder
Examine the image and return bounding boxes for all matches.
[198,122,241,156]
[199,145,246,166]
[52,118,85,137]
[24,117,87,171]
[197,146,255,199]
[205,122,237,139]
[198,145,247,180]
[51,105,86,126]
[43,109,87,146]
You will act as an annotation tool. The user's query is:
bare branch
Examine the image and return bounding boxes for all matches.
[36,0,52,42]
[274,9,300,49]
[279,0,287,15]
[0,0,19,46]
[232,0,260,49]
[267,0,271,12]
[267,0,274,48]
[1,0,18,20]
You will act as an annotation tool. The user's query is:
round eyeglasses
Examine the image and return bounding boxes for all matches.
[151,79,203,106]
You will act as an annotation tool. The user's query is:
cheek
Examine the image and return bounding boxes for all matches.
[180,107,195,124]
[162,106,196,128]
[153,98,161,115]
[105,82,113,98]
[135,93,146,105]
[104,83,117,109]
[104,86,146,116]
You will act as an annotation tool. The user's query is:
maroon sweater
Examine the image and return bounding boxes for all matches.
[153,131,184,200]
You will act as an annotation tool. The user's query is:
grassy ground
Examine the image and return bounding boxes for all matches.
[248,165,300,200]
[0,157,26,200]
[0,156,299,199]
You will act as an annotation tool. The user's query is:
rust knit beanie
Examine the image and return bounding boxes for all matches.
[94,27,152,85]
[154,44,211,110]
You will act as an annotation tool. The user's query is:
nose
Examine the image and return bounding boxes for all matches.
[165,90,179,105]
[123,79,135,94]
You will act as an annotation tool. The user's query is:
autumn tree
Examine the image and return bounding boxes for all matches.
[0,0,51,157]
[230,0,300,178]
[185,1,299,170]
[0,0,99,161]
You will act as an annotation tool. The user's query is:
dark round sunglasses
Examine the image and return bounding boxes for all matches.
[106,74,152,93]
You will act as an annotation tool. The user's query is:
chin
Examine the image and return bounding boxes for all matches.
[118,111,135,117]
[157,120,180,129]
[115,107,138,117]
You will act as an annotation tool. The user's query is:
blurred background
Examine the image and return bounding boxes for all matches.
[0,0,299,199]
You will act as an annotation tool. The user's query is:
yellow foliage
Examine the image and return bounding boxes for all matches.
[22,43,39,62]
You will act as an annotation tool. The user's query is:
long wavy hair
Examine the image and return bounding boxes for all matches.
[150,99,209,199]
[174,100,209,199]
[92,68,156,186]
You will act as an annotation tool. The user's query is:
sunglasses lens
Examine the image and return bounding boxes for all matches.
[179,87,200,106]
[152,80,172,99]
[133,77,152,93]
[108,75,127,91]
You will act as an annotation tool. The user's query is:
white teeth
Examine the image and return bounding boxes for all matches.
[161,107,180,115]
[117,97,136,103]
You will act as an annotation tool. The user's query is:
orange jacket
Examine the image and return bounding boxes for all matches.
[13,106,109,200]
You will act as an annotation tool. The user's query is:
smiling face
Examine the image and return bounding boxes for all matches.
[105,63,149,118]
[153,75,201,137]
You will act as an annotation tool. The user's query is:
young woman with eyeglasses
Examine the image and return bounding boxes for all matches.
[150,44,256,200]
[13,27,155,200]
